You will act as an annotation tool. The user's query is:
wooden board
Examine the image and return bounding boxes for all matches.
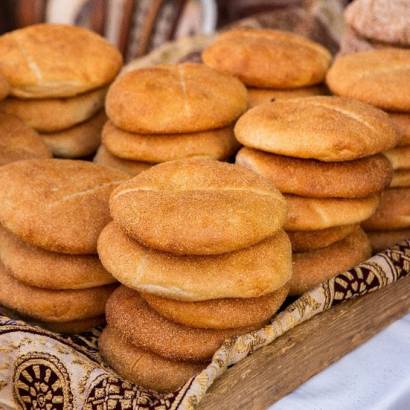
[199,274,410,410]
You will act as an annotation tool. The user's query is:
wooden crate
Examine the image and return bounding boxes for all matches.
[199,274,410,410]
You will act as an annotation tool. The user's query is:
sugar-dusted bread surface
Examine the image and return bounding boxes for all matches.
[0,24,122,98]
[0,159,127,254]
[235,96,399,161]
[106,63,247,133]
[110,158,287,255]
[98,222,291,301]
[202,29,331,88]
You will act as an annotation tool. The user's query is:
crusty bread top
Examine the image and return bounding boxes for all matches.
[0,72,9,101]
[390,113,410,146]
[106,63,247,133]
[326,49,410,112]
[202,28,331,88]
[235,96,399,161]
[0,24,122,98]
[110,158,287,255]
[0,159,127,254]
[0,112,51,165]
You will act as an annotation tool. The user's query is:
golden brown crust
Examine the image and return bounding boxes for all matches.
[390,113,410,147]
[0,159,127,254]
[326,49,410,112]
[0,87,106,132]
[0,24,122,98]
[368,229,410,252]
[40,111,105,158]
[98,222,292,301]
[99,326,203,392]
[106,63,247,133]
[106,286,258,362]
[288,225,357,252]
[384,146,410,170]
[110,158,287,255]
[290,228,371,295]
[236,148,392,198]
[102,121,240,162]
[202,28,331,88]
[247,85,327,108]
[285,194,380,231]
[363,188,410,230]
[391,170,410,188]
[235,96,398,161]
[0,72,10,100]
[0,263,116,322]
[0,112,51,165]
[141,284,288,330]
[93,145,151,176]
[0,225,115,289]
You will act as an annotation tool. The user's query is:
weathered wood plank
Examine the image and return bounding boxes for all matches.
[199,275,410,410]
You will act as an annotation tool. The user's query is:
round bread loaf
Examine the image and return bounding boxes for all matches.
[247,85,327,108]
[0,24,122,98]
[391,113,410,147]
[110,158,287,255]
[391,170,410,188]
[288,224,357,252]
[345,0,410,46]
[102,121,239,163]
[290,228,371,295]
[0,112,51,165]
[106,286,257,362]
[100,326,202,392]
[363,188,410,230]
[98,222,291,301]
[0,225,115,289]
[40,111,105,158]
[326,49,410,112]
[0,87,106,132]
[93,145,151,176]
[0,159,127,254]
[285,194,380,231]
[368,229,410,253]
[384,146,410,170]
[236,148,392,198]
[106,63,247,133]
[235,96,398,161]
[141,284,288,330]
[0,264,116,322]
[202,29,331,88]
[0,72,9,100]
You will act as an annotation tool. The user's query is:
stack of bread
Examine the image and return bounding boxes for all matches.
[0,159,127,333]
[0,24,122,159]
[340,0,410,55]
[202,28,331,109]
[94,63,247,176]
[97,158,292,392]
[234,95,398,295]
[327,48,410,252]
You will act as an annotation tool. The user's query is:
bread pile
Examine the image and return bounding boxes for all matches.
[327,49,410,252]
[202,28,331,108]
[0,24,122,159]
[94,63,247,175]
[0,159,127,333]
[340,0,410,55]
[235,95,398,295]
[98,158,292,392]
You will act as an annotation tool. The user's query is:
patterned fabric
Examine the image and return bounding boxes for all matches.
[1,240,409,410]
